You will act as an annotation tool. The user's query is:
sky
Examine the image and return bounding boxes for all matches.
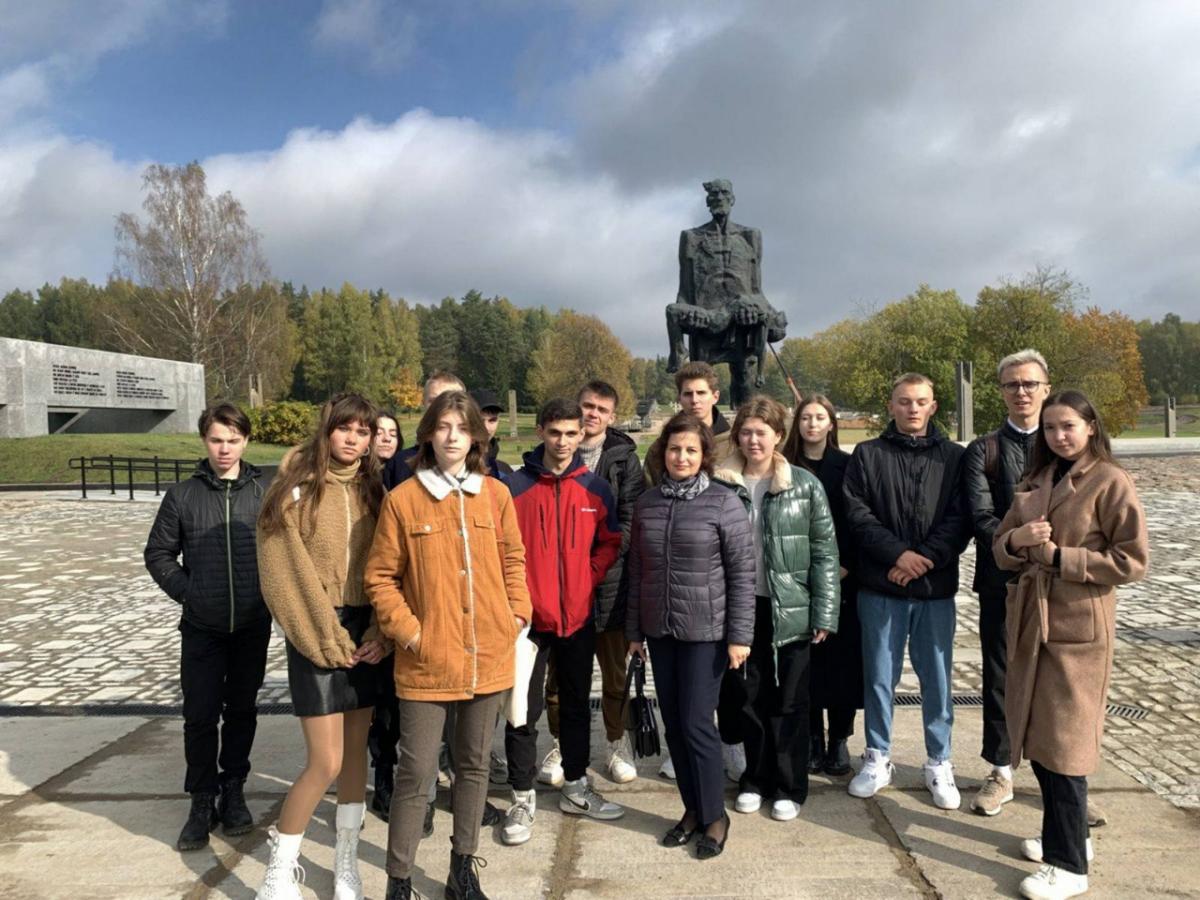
[2,0,1199,357]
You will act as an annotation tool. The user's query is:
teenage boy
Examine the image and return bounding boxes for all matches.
[843,373,969,809]
[962,349,1051,816]
[144,402,270,851]
[501,399,624,845]
[540,381,645,787]
[469,387,515,480]
[644,361,733,487]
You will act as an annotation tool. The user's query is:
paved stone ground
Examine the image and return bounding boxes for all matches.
[0,456,1197,814]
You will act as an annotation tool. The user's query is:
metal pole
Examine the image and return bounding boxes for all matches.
[154,456,161,495]
[767,342,803,408]
[127,458,134,500]
[108,455,116,495]
[80,461,88,500]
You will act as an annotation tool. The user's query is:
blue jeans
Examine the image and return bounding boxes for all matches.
[858,590,955,761]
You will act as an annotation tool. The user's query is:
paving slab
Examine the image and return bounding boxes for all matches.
[0,716,146,799]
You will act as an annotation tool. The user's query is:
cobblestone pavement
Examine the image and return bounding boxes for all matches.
[1,455,1197,811]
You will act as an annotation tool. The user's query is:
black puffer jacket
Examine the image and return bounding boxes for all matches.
[625,479,756,645]
[591,429,646,631]
[144,460,269,633]
[843,422,969,600]
[962,421,1038,594]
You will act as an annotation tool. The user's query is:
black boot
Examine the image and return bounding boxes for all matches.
[177,792,218,851]
[385,875,413,899]
[422,800,435,838]
[372,766,394,822]
[217,777,253,836]
[808,733,826,774]
[446,850,489,899]
[824,738,852,776]
[480,800,503,827]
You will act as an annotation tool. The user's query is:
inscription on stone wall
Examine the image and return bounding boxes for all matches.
[51,364,106,398]
[116,370,169,401]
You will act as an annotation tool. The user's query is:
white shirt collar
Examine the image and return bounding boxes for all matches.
[1006,419,1040,435]
[416,466,484,500]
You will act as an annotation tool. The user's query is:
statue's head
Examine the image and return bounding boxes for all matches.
[703,179,734,217]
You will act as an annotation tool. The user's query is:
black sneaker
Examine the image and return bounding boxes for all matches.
[177,792,218,851]
[824,739,852,776]
[808,733,826,774]
[217,778,253,836]
[423,800,435,838]
[480,800,504,827]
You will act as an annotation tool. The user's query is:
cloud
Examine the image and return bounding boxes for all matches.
[312,0,420,73]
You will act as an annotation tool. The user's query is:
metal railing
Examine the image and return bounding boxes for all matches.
[68,455,198,500]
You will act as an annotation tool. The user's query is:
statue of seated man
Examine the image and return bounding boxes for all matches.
[666,179,786,404]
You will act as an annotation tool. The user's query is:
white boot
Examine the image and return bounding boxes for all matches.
[333,802,364,900]
[256,827,305,900]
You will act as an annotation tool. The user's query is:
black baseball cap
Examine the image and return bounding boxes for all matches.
[469,388,503,412]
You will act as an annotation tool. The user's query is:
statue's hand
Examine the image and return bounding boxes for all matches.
[730,298,767,326]
[677,305,713,328]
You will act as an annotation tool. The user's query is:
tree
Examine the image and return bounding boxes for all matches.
[1057,308,1148,433]
[388,369,423,410]
[1138,313,1200,403]
[111,161,272,396]
[37,278,110,350]
[416,297,460,377]
[528,311,634,416]
[0,289,40,340]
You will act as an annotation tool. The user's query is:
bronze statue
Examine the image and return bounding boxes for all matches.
[666,179,787,407]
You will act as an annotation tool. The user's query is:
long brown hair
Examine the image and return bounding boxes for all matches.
[782,394,839,472]
[412,390,491,474]
[259,393,384,536]
[1026,389,1117,477]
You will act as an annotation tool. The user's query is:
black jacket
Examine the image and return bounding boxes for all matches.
[963,421,1038,594]
[843,422,969,599]
[589,429,646,631]
[625,480,756,645]
[144,460,269,633]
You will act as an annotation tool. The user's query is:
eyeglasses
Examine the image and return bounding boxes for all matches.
[1001,380,1047,394]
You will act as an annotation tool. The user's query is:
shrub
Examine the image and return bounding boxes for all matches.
[248,401,317,446]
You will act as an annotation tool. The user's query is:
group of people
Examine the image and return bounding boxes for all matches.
[143,350,1148,900]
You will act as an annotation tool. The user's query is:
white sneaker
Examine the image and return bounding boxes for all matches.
[501,789,536,846]
[256,827,305,900]
[771,799,800,821]
[723,742,747,783]
[734,791,762,814]
[848,748,894,799]
[924,759,961,810]
[606,739,638,784]
[1019,864,1089,899]
[658,754,676,780]
[538,740,565,788]
[559,777,625,820]
[1021,836,1094,863]
[332,803,364,900]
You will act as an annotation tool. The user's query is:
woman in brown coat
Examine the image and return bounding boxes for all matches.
[994,390,1148,900]
[365,390,532,900]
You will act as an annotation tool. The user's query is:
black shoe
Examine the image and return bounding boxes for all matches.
[217,778,253,836]
[824,739,852,776]
[695,812,729,861]
[372,768,394,822]
[422,800,435,838]
[446,849,489,899]
[661,813,699,847]
[480,800,504,828]
[808,733,826,774]
[177,792,218,851]
[385,875,413,899]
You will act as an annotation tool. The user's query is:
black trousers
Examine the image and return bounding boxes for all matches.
[368,653,401,774]
[648,636,726,827]
[1032,761,1089,875]
[506,624,595,790]
[979,588,1011,767]
[179,619,270,794]
[737,595,812,802]
[809,706,856,741]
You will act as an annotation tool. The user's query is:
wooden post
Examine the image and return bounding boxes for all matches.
[955,361,974,441]
[508,389,518,439]
[1165,396,1177,437]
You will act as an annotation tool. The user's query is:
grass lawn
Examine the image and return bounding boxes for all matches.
[0,434,292,484]
[1122,405,1200,438]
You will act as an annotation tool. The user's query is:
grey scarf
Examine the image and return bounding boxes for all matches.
[660,471,710,500]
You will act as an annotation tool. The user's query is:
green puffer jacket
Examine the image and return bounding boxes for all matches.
[715,451,840,646]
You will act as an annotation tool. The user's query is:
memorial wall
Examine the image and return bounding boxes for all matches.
[0,338,205,437]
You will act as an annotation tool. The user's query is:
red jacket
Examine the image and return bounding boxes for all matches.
[507,447,621,636]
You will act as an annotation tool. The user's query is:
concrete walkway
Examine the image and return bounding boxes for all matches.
[1,707,1197,899]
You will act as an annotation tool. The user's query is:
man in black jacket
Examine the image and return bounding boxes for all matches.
[144,403,269,851]
[541,381,646,787]
[381,370,465,490]
[843,374,969,810]
[962,349,1050,816]
[470,387,515,482]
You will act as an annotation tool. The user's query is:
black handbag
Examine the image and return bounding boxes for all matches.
[622,654,662,759]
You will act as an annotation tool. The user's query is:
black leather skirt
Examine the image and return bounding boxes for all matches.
[286,605,380,717]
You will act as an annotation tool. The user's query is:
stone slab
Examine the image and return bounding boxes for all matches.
[0,716,147,797]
